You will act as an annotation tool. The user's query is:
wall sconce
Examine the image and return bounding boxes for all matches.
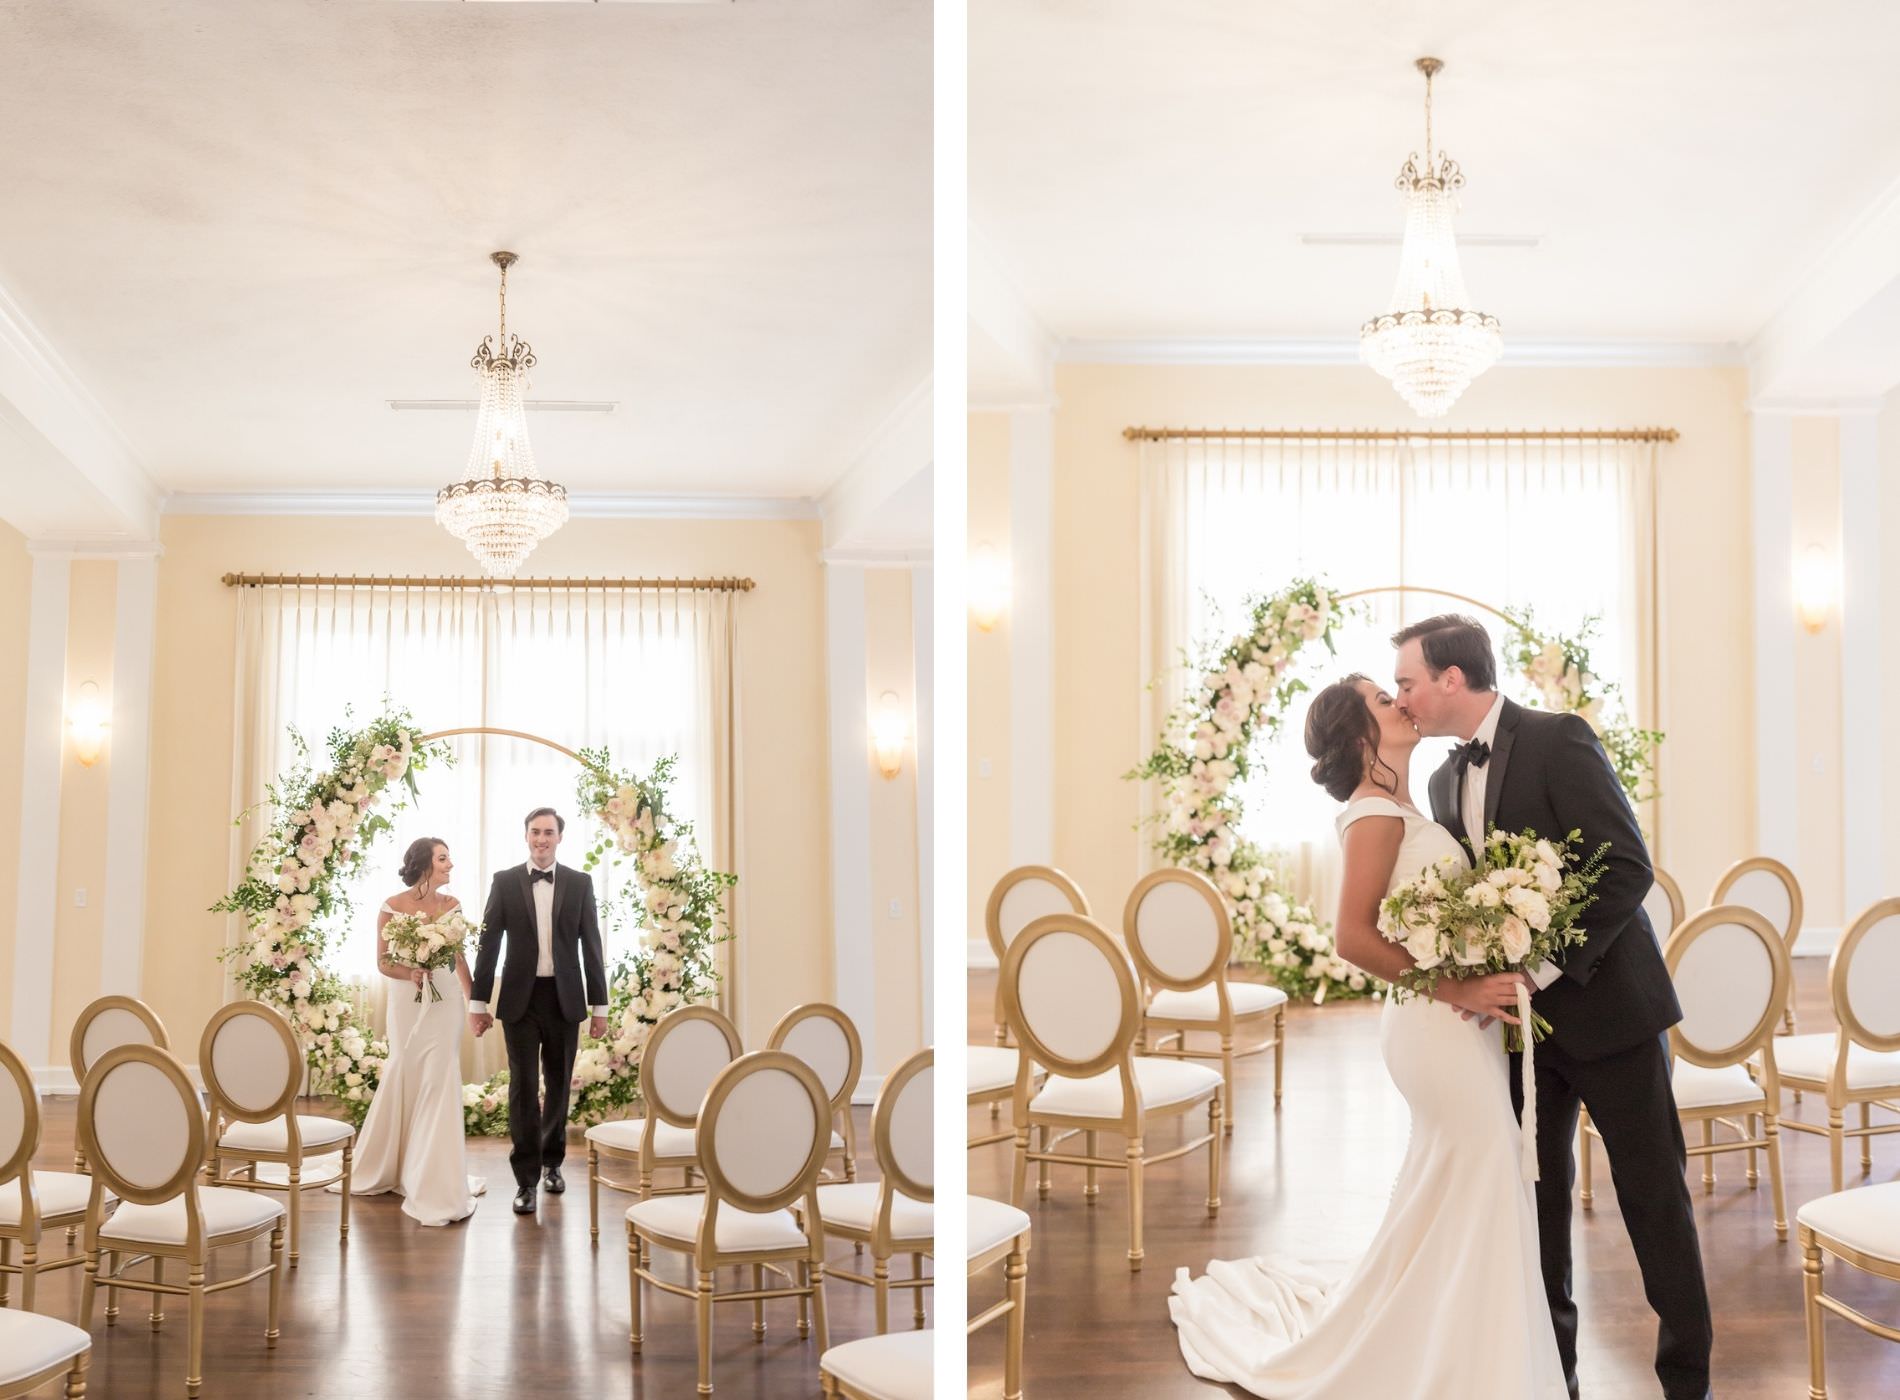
[68,680,109,767]
[1794,544,1836,634]
[969,543,1010,632]
[871,690,907,779]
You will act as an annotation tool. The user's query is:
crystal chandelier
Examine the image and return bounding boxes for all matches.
[1359,58,1502,418]
[435,251,569,575]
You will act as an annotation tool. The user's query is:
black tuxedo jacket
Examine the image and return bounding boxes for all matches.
[471,862,608,1024]
[1427,697,1680,1060]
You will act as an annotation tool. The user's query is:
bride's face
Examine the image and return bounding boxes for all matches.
[432,843,453,883]
[1355,679,1420,768]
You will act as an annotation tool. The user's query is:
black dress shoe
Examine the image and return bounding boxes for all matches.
[512,1187,536,1215]
[543,1167,565,1195]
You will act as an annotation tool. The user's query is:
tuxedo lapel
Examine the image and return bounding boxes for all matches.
[551,861,571,938]
[515,863,536,933]
[1482,698,1521,837]
[1429,757,1467,852]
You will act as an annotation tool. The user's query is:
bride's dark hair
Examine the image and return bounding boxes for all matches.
[399,837,445,889]
[1304,675,1398,803]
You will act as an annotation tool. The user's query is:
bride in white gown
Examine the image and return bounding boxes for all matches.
[347,837,485,1227]
[1169,675,1567,1399]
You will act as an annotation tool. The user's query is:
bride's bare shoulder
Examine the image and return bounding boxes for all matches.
[381,889,418,911]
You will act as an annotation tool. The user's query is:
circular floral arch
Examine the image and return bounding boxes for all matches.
[215,709,734,1134]
[1129,580,1662,1004]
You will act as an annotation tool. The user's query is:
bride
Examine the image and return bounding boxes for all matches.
[347,837,485,1226]
[1168,675,1567,1398]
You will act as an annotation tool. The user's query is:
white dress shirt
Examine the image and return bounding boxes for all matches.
[1459,693,1562,992]
[469,859,608,1019]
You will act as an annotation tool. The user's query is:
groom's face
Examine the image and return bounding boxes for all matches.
[1393,639,1454,736]
[526,815,562,866]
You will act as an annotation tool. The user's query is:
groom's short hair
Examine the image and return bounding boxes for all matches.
[1390,614,1496,692]
[524,806,566,834]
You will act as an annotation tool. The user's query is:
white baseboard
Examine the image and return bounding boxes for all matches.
[1794,927,1840,957]
[850,1073,885,1107]
[32,1064,207,1097]
[968,939,998,971]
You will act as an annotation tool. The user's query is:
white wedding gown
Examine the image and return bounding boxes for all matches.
[1169,796,1567,1399]
[345,903,485,1226]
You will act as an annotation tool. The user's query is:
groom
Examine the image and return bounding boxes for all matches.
[1393,615,1713,1400]
[469,807,608,1216]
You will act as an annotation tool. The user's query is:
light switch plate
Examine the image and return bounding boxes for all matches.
[74,888,87,908]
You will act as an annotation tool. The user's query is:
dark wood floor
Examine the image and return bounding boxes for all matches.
[10,1102,920,1400]
[968,962,1900,1399]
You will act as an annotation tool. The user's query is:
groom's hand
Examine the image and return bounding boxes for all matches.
[1439,972,1525,1029]
[589,1015,607,1040]
[469,1012,493,1038]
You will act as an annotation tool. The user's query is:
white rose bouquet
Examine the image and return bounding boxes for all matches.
[1376,827,1608,1049]
[382,909,474,1003]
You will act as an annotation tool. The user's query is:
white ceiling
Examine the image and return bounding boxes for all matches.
[971,0,1900,347]
[0,0,930,502]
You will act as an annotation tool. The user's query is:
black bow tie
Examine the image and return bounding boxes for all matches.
[530,867,554,884]
[1454,738,1491,773]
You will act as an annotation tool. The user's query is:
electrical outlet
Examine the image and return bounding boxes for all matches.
[74,888,87,908]
[887,898,902,920]
[977,757,993,779]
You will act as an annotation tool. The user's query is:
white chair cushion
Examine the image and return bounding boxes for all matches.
[1765,1034,1900,1090]
[967,1045,1039,1097]
[1146,981,1288,1022]
[585,1118,697,1159]
[1797,1181,1900,1264]
[814,1182,933,1242]
[625,1194,808,1252]
[218,1113,355,1153]
[103,1187,285,1246]
[820,1331,935,1400]
[0,1170,114,1226]
[1028,1057,1223,1120]
[966,1194,1030,1260]
[0,1308,89,1386]
[1671,1061,1766,1111]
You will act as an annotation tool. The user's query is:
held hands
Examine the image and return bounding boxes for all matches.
[1441,971,1536,1030]
[469,1011,494,1038]
[411,968,426,989]
[589,1015,607,1040]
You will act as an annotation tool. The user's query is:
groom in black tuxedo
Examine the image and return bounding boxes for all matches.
[1394,615,1712,1400]
[469,806,608,1216]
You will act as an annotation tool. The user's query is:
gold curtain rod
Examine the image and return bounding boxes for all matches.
[1122,426,1679,443]
[221,573,756,592]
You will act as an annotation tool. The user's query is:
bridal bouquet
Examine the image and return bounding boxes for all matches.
[382,910,474,1003]
[1376,828,1608,1048]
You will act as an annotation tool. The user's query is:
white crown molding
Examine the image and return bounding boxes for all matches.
[820,547,933,567]
[25,537,165,559]
[1058,338,1744,368]
[161,491,818,520]
[1746,395,1888,418]
[968,396,1061,413]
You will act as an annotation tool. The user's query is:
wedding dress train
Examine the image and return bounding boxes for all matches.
[1168,796,1566,1399]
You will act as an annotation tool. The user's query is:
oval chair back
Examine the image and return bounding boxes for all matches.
[875,1048,934,1207]
[985,866,1089,1037]
[695,1050,831,1265]
[1643,867,1686,946]
[76,1046,205,1216]
[69,995,171,1175]
[638,1005,742,1133]
[1830,897,1900,1056]
[768,1003,862,1121]
[199,1002,301,1130]
[1665,906,1790,1076]
[1122,867,1230,1002]
[1000,914,1141,1125]
[1712,857,1803,1034]
[0,1039,39,1198]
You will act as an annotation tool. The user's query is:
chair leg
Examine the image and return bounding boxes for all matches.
[1083,1131,1099,1201]
[149,1256,164,1328]
[796,1257,810,1338]
[1766,1109,1789,1242]
[1126,1137,1145,1271]
[1220,1032,1235,1134]
[1004,1242,1027,1400]
[187,1262,206,1398]
[589,1144,600,1243]
[267,1225,283,1344]
[78,1248,98,1328]
[1802,1233,1827,1400]
[810,1257,830,1353]
[752,1263,766,1337]
[1037,1126,1051,1200]
[1828,1105,1844,1194]
[1860,1103,1873,1173]
[1207,1093,1222,1214]
[1010,1125,1029,1207]
[1747,1112,1759,1186]
[911,1252,927,1328]
[1579,1113,1594,1209]
[843,1109,859,1183]
[339,1140,353,1240]
[627,1231,643,1352]
[287,1166,302,1267]
[1700,1120,1715,1191]
[695,1270,715,1396]
[1273,1008,1285,1108]
[874,1252,890,1334]
[64,1350,88,1399]
[18,1242,35,1314]
[0,1237,9,1308]
[104,1250,119,1323]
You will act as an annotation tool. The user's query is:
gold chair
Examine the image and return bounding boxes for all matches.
[967,1193,1031,1400]
[768,1003,865,1183]
[1642,866,1687,944]
[818,1331,933,1400]
[1711,856,1803,1035]
[1125,867,1287,1133]
[0,1308,89,1398]
[77,1045,285,1399]
[1582,907,1790,1236]
[1771,898,1900,1192]
[201,1001,355,1268]
[68,996,169,1178]
[1003,911,1222,1270]
[626,1050,833,1396]
[1798,1180,1900,1399]
[586,1004,742,1242]
[0,1039,116,1313]
[808,1048,933,1333]
[969,865,1086,1150]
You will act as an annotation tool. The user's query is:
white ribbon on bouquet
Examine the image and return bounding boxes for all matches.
[1517,981,1539,1182]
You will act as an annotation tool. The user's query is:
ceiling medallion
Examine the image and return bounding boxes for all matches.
[434,251,569,576]
[1359,57,1503,418]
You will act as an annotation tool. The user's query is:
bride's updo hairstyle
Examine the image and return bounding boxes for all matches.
[399,837,445,889]
[1304,675,1393,803]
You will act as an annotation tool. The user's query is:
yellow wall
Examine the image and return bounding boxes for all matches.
[1789,417,1844,929]
[967,413,1012,946]
[1882,390,1900,898]
[863,567,925,1067]
[132,512,834,1062]
[0,521,30,1041]
[973,362,1764,934]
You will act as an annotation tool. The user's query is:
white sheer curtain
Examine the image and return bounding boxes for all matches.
[1141,433,1657,924]
[227,582,741,1082]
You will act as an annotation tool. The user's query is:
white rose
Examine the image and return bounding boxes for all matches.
[1404,925,1443,968]
[1469,882,1502,909]
[1499,914,1533,962]
[1535,863,1561,894]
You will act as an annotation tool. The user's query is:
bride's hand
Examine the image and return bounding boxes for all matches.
[411,968,426,988]
[1437,972,1524,1028]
